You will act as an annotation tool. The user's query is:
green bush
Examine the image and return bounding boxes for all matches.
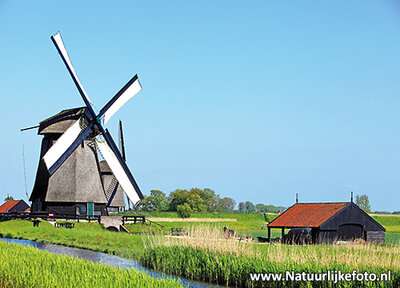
[177,203,192,218]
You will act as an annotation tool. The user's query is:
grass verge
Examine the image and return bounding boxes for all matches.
[0,219,144,259]
[141,226,400,287]
[0,241,181,288]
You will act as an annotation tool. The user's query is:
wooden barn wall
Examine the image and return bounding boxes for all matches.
[316,230,386,244]
[320,203,385,232]
[316,230,337,244]
[366,231,385,244]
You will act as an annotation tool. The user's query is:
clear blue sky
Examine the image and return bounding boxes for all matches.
[1,1,400,211]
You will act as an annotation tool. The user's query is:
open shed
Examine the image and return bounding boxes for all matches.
[267,202,385,244]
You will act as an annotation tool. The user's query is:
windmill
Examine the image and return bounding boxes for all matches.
[30,32,144,216]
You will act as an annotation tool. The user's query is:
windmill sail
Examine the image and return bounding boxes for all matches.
[51,32,96,115]
[98,75,142,124]
[43,119,93,174]
[43,31,144,206]
[119,120,126,161]
[96,130,143,205]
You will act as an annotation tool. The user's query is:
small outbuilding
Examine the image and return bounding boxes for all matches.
[0,200,30,214]
[267,202,385,244]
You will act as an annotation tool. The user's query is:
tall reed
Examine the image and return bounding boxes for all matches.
[141,226,400,287]
[0,241,182,288]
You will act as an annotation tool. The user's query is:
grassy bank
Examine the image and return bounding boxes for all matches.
[1,215,400,287]
[0,219,145,259]
[0,241,181,288]
[142,226,400,287]
[142,245,399,287]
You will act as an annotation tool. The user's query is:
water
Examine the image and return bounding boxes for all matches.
[0,238,222,288]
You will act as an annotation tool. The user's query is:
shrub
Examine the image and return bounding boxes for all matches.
[177,203,192,218]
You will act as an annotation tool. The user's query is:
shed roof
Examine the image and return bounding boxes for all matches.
[268,202,349,228]
[0,200,21,213]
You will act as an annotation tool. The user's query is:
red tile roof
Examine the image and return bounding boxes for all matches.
[0,200,21,213]
[268,202,349,228]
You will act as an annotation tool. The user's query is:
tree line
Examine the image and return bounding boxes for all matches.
[134,188,286,217]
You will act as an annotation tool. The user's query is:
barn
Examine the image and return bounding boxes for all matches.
[267,202,385,244]
[0,200,30,214]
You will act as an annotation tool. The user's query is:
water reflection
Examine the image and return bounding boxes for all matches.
[0,238,222,288]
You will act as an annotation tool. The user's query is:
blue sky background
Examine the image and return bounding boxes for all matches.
[1,1,400,211]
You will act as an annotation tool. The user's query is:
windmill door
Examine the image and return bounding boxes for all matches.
[87,203,94,216]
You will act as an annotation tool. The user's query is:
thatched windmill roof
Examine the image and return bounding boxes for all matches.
[38,107,85,135]
[30,108,107,204]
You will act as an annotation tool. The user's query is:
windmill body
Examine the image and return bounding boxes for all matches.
[30,108,108,215]
[29,32,144,215]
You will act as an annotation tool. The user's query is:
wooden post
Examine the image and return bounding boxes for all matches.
[268,227,271,242]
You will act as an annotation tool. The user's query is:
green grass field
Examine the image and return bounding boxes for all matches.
[0,241,181,288]
[371,215,400,232]
[1,213,400,287]
[125,212,400,243]
[125,212,276,237]
[0,219,145,259]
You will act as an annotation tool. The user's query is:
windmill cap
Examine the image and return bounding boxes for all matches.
[38,107,86,135]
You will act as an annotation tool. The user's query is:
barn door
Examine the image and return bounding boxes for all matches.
[338,224,364,241]
[87,203,94,216]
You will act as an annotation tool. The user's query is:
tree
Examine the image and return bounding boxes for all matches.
[168,188,223,212]
[134,195,150,212]
[177,203,192,218]
[187,192,206,212]
[168,189,189,211]
[217,197,236,212]
[190,188,218,212]
[245,201,255,213]
[203,188,219,212]
[356,194,371,213]
[134,190,169,212]
[255,203,286,213]
[238,202,246,213]
[147,190,169,212]
[4,195,14,202]
[256,203,266,212]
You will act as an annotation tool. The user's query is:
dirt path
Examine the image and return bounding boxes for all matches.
[148,217,237,222]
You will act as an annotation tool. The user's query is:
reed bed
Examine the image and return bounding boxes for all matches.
[0,241,182,288]
[141,226,400,287]
[146,225,253,256]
